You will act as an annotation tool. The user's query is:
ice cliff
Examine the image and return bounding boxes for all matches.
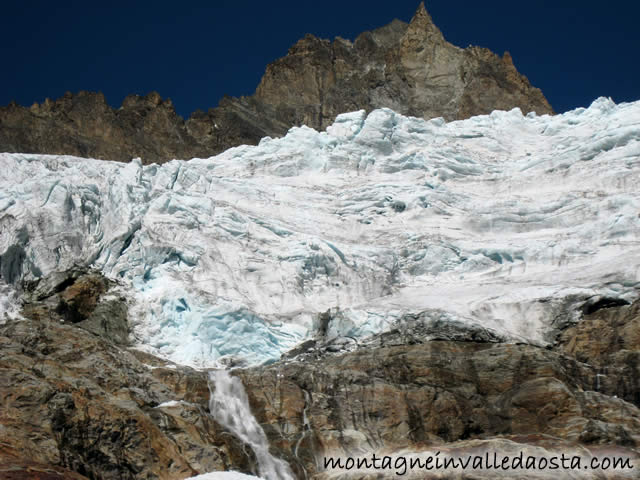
[1,97,639,366]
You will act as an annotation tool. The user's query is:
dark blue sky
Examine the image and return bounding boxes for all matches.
[2,1,638,118]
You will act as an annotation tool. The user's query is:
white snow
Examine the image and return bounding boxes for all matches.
[154,400,200,408]
[0,282,22,325]
[186,472,261,480]
[1,97,639,366]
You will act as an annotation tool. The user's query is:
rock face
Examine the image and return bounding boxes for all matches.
[253,4,552,131]
[555,299,640,407]
[2,273,638,479]
[0,91,211,164]
[1,278,259,480]
[22,270,130,346]
[0,3,552,164]
[237,313,640,479]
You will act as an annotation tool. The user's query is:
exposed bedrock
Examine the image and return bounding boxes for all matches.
[238,325,640,477]
[0,312,249,479]
[1,281,638,479]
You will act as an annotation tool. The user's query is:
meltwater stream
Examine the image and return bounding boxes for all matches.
[209,370,295,480]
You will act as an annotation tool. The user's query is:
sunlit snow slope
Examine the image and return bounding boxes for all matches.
[1,98,639,366]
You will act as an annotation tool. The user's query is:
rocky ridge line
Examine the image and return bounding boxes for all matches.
[0,3,553,164]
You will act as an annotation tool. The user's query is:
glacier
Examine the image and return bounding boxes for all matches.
[1,97,639,367]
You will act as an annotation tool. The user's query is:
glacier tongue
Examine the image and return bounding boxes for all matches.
[1,97,639,367]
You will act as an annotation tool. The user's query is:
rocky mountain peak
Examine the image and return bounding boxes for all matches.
[121,91,172,109]
[354,17,407,50]
[286,33,330,56]
[0,4,553,163]
[405,1,446,45]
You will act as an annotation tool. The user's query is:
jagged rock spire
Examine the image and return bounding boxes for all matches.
[399,2,448,70]
[406,2,446,44]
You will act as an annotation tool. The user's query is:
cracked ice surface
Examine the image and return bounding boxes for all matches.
[1,97,640,366]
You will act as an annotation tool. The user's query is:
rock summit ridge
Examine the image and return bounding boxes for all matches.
[0,3,553,164]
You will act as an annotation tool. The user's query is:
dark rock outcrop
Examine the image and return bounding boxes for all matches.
[0,3,553,164]
[22,270,130,346]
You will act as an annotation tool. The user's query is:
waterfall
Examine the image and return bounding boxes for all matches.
[294,389,311,459]
[0,282,21,324]
[209,370,295,480]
